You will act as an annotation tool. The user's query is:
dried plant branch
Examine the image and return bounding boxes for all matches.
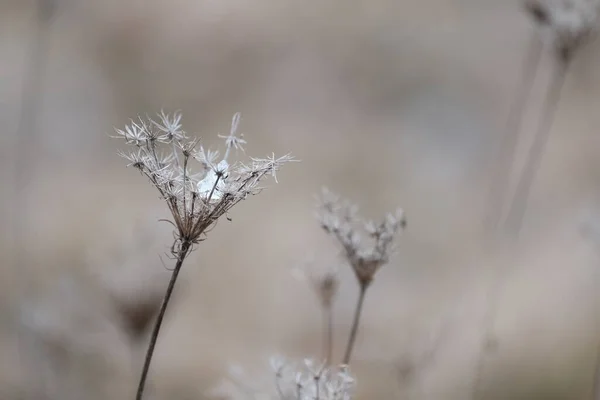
[503,57,569,234]
[317,188,405,364]
[136,240,190,400]
[500,0,600,234]
[485,31,543,234]
[342,284,367,365]
[475,2,599,397]
[112,112,294,400]
[294,259,340,364]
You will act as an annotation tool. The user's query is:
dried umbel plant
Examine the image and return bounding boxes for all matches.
[317,188,406,363]
[488,0,600,235]
[481,3,599,396]
[112,111,294,400]
[209,357,355,400]
[500,0,600,234]
[293,258,340,363]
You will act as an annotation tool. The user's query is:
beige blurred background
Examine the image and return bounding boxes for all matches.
[3,0,600,398]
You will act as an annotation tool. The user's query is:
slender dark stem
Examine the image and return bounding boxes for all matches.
[592,339,600,400]
[343,283,368,364]
[136,241,190,400]
[503,58,570,235]
[322,305,333,364]
[485,33,542,234]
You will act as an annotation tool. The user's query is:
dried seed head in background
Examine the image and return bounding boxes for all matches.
[86,216,171,342]
[113,112,295,254]
[317,188,406,287]
[209,356,355,400]
[293,256,340,309]
[524,0,600,61]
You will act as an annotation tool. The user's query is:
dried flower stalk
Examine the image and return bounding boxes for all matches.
[294,259,340,364]
[112,111,294,400]
[485,32,543,234]
[317,188,405,364]
[501,0,600,234]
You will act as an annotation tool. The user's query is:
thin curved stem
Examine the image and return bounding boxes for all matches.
[343,284,368,364]
[136,241,190,400]
[485,33,542,234]
[503,58,570,235]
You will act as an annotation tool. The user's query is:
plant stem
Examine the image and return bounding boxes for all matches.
[323,305,333,364]
[503,58,570,235]
[469,262,509,400]
[136,241,190,400]
[343,284,368,364]
[592,339,600,400]
[485,33,542,234]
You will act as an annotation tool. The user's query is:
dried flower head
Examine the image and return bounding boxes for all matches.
[113,112,294,255]
[317,188,406,287]
[209,356,355,400]
[525,0,600,61]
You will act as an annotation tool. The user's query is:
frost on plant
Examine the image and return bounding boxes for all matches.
[317,188,406,286]
[113,111,294,254]
[209,357,355,400]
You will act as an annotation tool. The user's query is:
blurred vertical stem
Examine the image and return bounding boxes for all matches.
[323,305,333,364]
[503,57,570,235]
[469,262,510,400]
[136,241,191,400]
[592,340,600,400]
[485,33,542,234]
[13,0,54,394]
[476,34,542,398]
[343,283,368,364]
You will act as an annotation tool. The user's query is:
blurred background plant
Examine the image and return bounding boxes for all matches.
[4,0,600,399]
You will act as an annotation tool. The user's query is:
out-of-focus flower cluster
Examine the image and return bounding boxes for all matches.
[113,112,294,254]
[317,188,406,286]
[525,0,600,60]
[209,357,355,400]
